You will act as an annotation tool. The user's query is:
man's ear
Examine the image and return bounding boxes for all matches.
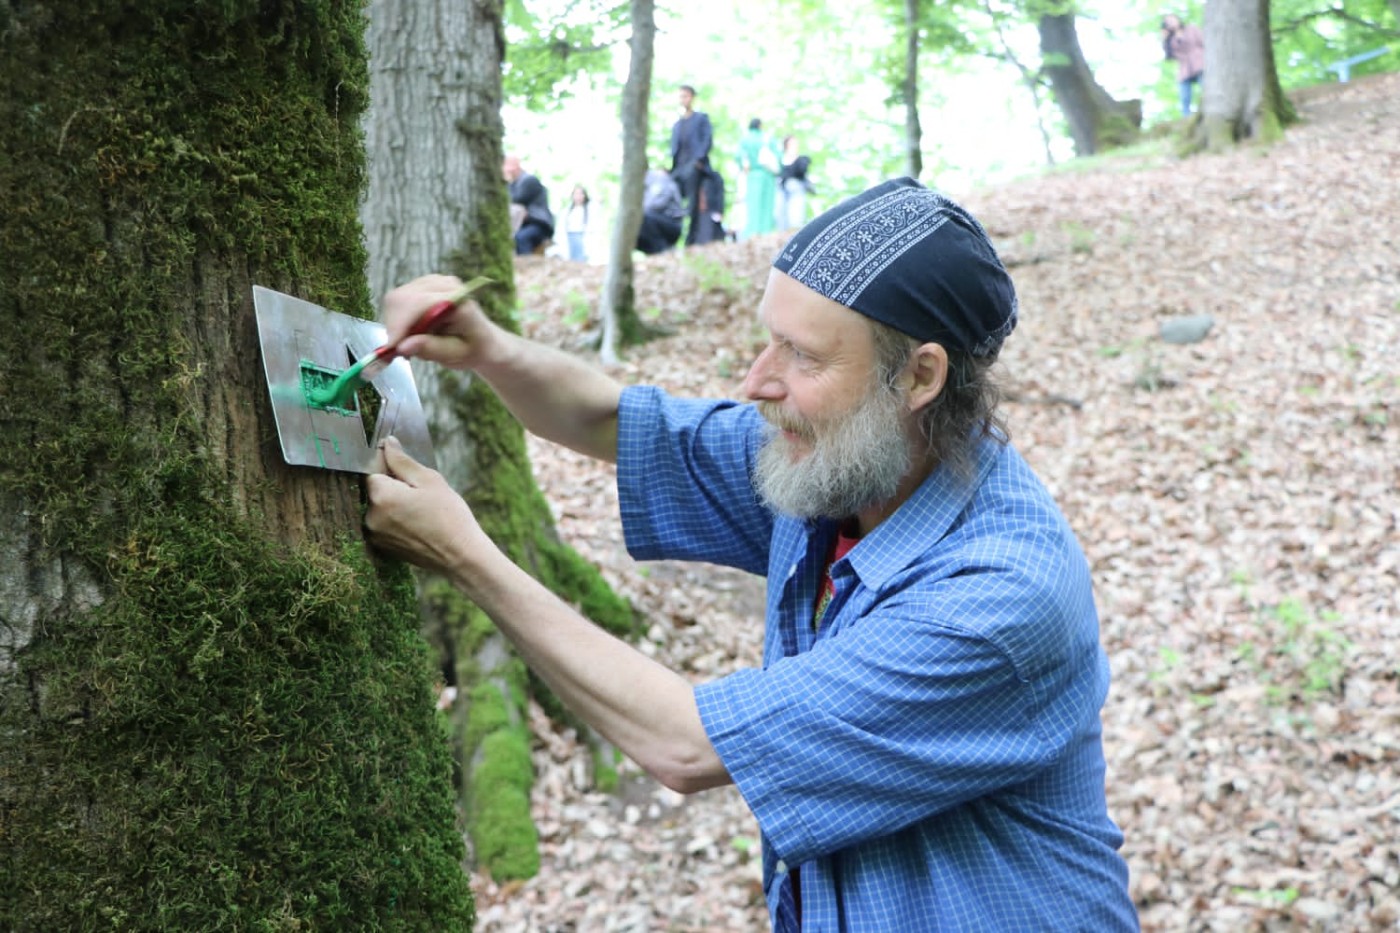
[904,342,948,413]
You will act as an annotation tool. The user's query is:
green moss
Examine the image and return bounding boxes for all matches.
[468,732,540,881]
[1,2,473,928]
[592,745,621,794]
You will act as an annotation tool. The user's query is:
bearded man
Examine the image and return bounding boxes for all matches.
[365,178,1139,932]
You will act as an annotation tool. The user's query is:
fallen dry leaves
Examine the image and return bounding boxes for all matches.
[472,72,1399,932]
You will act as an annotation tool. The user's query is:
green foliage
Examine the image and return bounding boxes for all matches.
[1271,0,1400,87]
[504,0,627,110]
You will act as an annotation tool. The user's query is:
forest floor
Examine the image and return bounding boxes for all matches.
[469,73,1399,932]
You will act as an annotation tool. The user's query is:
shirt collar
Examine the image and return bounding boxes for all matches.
[843,435,1001,590]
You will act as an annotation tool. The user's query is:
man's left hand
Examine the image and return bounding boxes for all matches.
[365,436,483,575]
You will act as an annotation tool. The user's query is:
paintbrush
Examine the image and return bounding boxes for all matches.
[307,276,492,410]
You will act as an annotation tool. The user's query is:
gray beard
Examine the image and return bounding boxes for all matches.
[753,385,911,521]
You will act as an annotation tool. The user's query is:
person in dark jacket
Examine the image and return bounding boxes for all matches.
[503,155,555,256]
[636,168,685,255]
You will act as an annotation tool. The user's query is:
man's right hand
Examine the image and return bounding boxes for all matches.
[382,274,497,371]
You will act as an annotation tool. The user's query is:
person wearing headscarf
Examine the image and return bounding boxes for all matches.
[365,178,1139,933]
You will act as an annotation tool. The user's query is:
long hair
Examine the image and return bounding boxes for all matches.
[869,318,1008,481]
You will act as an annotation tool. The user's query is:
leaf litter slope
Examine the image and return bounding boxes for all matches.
[476,72,1399,932]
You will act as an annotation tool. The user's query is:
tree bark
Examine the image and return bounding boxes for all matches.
[1038,11,1142,157]
[361,0,635,881]
[903,0,925,179]
[0,2,474,928]
[1198,0,1295,150]
[599,0,656,365]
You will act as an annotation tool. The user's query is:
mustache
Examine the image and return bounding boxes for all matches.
[755,401,813,439]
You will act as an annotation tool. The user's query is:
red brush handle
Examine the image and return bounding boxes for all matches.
[371,299,456,361]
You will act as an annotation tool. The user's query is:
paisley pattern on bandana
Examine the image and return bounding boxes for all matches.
[772,177,1018,358]
[778,185,956,308]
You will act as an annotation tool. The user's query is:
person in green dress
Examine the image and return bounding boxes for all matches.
[736,118,782,240]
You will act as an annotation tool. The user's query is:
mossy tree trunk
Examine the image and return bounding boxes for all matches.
[1195,0,1296,152]
[1038,10,1142,157]
[361,0,635,881]
[0,2,474,928]
[599,0,656,366]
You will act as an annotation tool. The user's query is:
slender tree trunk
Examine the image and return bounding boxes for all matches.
[361,0,634,881]
[986,8,1057,167]
[600,0,656,365]
[1198,0,1295,151]
[0,2,474,928]
[903,0,924,179]
[1038,11,1141,157]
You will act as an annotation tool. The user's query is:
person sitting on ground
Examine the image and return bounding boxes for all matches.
[365,177,1139,933]
[636,167,685,256]
[503,154,555,256]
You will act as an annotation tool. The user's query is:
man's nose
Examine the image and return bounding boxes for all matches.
[741,346,780,401]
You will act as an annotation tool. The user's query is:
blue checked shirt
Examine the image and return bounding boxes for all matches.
[617,387,1138,932]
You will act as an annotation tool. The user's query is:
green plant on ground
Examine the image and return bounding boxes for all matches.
[683,252,745,300]
[563,289,591,327]
[1236,593,1351,705]
[1061,220,1095,254]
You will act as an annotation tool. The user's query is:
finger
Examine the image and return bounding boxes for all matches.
[378,435,430,485]
[383,276,463,343]
[394,330,464,363]
[369,438,390,475]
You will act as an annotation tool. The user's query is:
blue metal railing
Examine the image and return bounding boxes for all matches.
[1326,46,1391,82]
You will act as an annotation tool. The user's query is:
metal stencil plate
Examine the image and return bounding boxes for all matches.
[253,285,436,474]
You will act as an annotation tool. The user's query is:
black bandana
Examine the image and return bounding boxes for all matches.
[772,177,1017,357]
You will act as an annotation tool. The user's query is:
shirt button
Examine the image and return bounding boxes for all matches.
[775,859,788,874]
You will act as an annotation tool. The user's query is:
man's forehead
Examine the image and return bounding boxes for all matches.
[759,270,869,341]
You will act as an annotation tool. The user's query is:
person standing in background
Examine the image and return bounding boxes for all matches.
[565,185,590,263]
[736,118,781,240]
[777,136,814,231]
[669,84,714,245]
[1161,13,1205,116]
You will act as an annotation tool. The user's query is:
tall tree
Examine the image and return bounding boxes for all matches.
[598,0,656,364]
[902,0,926,178]
[1198,0,1296,150]
[0,1,474,928]
[1037,8,1141,156]
[361,0,635,881]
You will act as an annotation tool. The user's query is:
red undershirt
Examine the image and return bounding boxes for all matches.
[794,522,862,921]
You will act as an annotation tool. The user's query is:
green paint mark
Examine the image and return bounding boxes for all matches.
[299,359,359,416]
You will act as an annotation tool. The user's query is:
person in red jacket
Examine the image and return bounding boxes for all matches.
[1161,13,1205,116]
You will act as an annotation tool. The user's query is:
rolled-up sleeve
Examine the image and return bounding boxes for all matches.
[616,385,773,575]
